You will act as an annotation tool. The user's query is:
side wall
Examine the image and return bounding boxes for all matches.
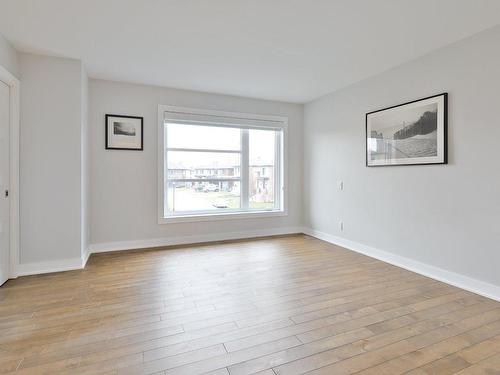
[19,53,84,269]
[303,27,500,293]
[0,32,18,78]
[89,79,303,249]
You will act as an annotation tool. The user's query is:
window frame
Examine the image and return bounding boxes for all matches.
[158,105,288,224]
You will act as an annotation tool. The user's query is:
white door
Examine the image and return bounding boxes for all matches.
[0,80,9,286]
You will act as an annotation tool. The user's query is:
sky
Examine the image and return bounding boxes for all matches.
[370,103,437,131]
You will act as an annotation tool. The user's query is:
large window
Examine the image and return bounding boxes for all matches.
[158,106,286,222]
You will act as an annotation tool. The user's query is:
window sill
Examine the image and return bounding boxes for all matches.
[159,210,287,224]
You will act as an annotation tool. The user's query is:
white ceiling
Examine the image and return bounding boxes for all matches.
[1,0,500,103]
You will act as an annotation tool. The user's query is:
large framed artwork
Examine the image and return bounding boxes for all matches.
[366,93,447,166]
[105,114,144,151]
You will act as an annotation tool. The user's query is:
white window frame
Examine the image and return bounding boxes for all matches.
[158,105,288,224]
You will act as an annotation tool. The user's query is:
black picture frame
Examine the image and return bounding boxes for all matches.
[105,114,144,151]
[365,93,448,167]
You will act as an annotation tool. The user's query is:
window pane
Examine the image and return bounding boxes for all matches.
[249,129,276,210]
[166,150,241,213]
[163,120,283,217]
[166,123,241,151]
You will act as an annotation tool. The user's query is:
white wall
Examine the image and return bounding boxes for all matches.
[0,32,18,78]
[304,26,500,288]
[19,53,86,266]
[89,79,303,248]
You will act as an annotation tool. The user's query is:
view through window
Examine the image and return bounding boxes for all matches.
[164,122,283,216]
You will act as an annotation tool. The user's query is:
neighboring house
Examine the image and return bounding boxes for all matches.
[167,168,192,188]
[249,164,274,202]
[167,168,192,179]
[168,164,274,202]
[194,167,235,178]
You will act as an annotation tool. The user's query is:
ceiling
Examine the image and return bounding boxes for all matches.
[1,0,500,103]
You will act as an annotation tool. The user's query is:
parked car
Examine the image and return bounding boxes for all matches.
[203,183,219,192]
[212,200,228,208]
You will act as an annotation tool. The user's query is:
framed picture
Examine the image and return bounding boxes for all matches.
[366,93,447,166]
[105,114,143,150]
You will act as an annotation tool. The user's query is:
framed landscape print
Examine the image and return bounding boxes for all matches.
[366,93,447,166]
[105,114,144,150]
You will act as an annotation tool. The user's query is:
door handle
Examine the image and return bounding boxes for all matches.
[4,190,8,198]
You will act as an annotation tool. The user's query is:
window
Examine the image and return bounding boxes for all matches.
[158,106,286,222]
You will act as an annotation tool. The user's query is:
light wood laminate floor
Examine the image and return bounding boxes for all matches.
[1,235,500,375]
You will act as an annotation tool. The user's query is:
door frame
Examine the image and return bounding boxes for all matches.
[0,64,20,279]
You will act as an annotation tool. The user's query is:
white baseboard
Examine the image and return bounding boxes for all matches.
[16,257,84,277]
[303,227,500,302]
[88,226,304,254]
[81,248,91,268]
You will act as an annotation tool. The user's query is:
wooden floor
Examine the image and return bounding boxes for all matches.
[1,235,500,375]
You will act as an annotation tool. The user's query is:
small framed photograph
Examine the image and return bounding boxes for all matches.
[105,114,143,150]
[366,93,447,166]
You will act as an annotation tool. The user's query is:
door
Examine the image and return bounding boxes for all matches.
[0,80,9,286]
